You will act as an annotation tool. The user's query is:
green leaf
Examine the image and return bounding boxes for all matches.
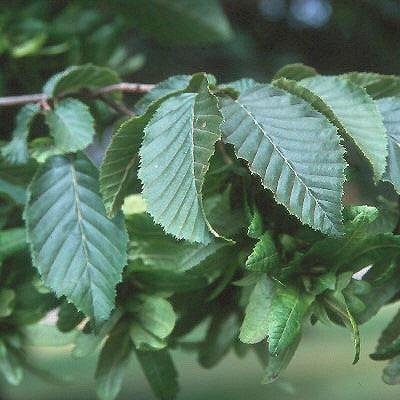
[383,355,400,385]
[130,296,176,351]
[30,137,63,163]
[221,84,346,236]
[246,232,280,273]
[138,73,223,243]
[324,291,360,364]
[100,78,189,218]
[95,331,131,400]
[0,340,23,385]
[0,228,26,262]
[43,64,120,97]
[1,104,40,165]
[136,349,178,400]
[45,98,95,153]
[263,335,301,384]
[220,78,258,94]
[128,213,227,272]
[134,75,191,115]
[343,72,400,99]
[273,63,318,81]
[298,76,388,180]
[25,154,128,324]
[247,207,264,239]
[371,309,400,360]
[267,286,314,356]
[240,275,275,344]
[376,97,400,193]
[57,302,84,333]
[198,312,239,368]
[0,289,16,318]
[128,0,233,45]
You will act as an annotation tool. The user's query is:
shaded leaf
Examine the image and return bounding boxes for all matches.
[246,232,280,273]
[136,349,178,400]
[273,63,317,81]
[1,104,40,165]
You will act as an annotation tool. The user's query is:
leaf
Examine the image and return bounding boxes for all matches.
[376,97,400,193]
[136,349,179,400]
[128,213,227,272]
[43,64,120,97]
[138,73,223,243]
[0,289,15,318]
[247,207,264,239]
[198,311,239,368]
[0,228,26,262]
[221,84,346,236]
[130,296,176,351]
[45,99,95,153]
[371,309,400,360]
[0,340,23,385]
[263,335,301,384]
[24,154,128,324]
[220,78,258,94]
[239,275,275,344]
[1,104,40,165]
[298,76,388,180]
[57,302,85,333]
[343,72,400,99]
[95,331,131,400]
[128,0,233,45]
[30,137,63,163]
[100,80,189,218]
[267,286,314,356]
[273,63,318,81]
[134,75,191,115]
[383,355,400,385]
[246,232,280,273]
[324,291,360,364]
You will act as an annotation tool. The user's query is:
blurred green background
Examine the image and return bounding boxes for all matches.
[1,305,399,400]
[1,0,400,399]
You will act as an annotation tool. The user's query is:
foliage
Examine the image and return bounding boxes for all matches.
[2,2,400,400]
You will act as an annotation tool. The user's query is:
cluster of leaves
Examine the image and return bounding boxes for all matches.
[2,61,400,399]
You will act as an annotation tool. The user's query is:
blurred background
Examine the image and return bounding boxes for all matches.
[1,0,400,399]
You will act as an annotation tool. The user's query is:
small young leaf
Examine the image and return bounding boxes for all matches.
[43,64,120,97]
[240,274,275,344]
[263,335,301,384]
[1,104,40,165]
[0,340,23,385]
[0,289,16,317]
[267,286,314,356]
[136,349,179,400]
[45,98,95,152]
[246,232,280,273]
[25,154,128,324]
[95,331,131,400]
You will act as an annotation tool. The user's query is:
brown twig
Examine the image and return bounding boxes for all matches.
[0,82,155,108]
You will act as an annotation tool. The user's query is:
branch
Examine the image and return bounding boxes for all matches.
[0,82,155,108]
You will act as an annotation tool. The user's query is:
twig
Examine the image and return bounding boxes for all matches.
[0,82,155,108]
[98,94,135,116]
